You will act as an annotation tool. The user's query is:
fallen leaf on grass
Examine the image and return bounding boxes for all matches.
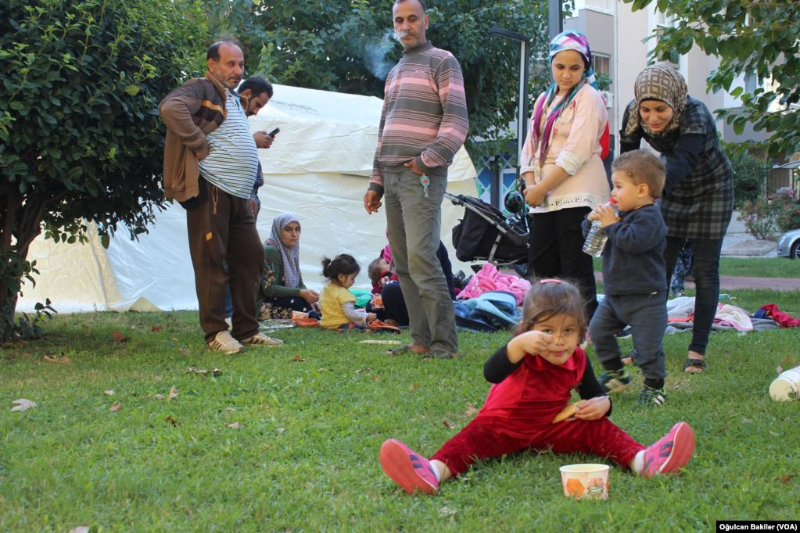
[777,365,784,374]
[153,394,163,400]
[276,427,286,434]
[778,474,792,484]
[104,390,114,396]
[2,340,24,349]
[226,422,241,429]
[372,374,380,382]
[442,419,452,428]
[438,506,458,517]
[151,325,164,333]
[462,402,479,417]
[168,386,178,401]
[292,355,306,362]
[69,527,91,533]
[355,367,372,374]
[109,403,122,412]
[409,382,421,390]
[187,367,223,377]
[10,399,36,412]
[165,416,179,426]
[226,407,237,412]
[111,331,129,344]
[43,354,71,364]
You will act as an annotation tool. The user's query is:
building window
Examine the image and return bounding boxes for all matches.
[655,8,674,28]
[571,0,613,13]
[744,72,760,95]
[593,54,610,77]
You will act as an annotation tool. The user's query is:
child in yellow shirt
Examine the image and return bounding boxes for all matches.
[319,254,376,329]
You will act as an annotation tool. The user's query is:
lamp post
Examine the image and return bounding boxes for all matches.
[549,0,563,40]
[487,2,562,210]
[488,28,530,210]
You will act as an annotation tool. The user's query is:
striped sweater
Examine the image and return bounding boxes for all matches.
[369,41,469,193]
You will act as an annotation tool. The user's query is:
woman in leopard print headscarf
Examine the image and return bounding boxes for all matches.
[620,62,734,375]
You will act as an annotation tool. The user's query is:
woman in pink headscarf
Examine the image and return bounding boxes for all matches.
[521,31,610,319]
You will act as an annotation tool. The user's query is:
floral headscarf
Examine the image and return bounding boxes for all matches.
[266,213,302,288]
[529,31,598,168]
[624,62,688,138]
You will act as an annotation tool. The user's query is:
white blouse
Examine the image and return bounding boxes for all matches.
[521,83,610,213]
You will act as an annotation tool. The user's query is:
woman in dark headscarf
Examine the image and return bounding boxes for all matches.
[620,63,734,374]
[256,213,319,319]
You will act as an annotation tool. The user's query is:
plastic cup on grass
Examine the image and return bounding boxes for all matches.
[559,464,610,500]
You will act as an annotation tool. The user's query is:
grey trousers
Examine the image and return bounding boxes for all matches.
[383,168,458,353]
[589,291,667,381]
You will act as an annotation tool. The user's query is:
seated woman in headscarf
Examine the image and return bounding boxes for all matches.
[256,213,320,320]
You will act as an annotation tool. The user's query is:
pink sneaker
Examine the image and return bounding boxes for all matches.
[640,422,695,478]
[380,439,439,495]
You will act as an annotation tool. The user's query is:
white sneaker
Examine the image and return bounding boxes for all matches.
[241,332,283,346]
[208,330,244,354]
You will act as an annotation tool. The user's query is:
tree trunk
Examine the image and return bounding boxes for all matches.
[0,186,66,341]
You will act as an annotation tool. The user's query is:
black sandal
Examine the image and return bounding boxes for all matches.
[682,358,707,373]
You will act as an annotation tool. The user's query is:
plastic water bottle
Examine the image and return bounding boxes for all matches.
[769,365,800,401]
[582,198,618,257]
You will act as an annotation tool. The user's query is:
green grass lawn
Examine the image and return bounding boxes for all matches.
[717,257,800,278]
[2,289,799,532]
[593,256,800,278]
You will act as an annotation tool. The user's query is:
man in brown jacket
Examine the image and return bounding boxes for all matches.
[159,40,282,354]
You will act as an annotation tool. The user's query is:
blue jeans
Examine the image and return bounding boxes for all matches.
[589,291,667,382]
[665,237,723,355]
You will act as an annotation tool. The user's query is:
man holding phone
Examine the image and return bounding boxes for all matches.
[238,76,278,218]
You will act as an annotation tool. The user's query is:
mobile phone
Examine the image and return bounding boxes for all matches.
[268,127,280,137]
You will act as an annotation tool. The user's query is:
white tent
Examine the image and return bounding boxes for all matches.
[18,84,478,313]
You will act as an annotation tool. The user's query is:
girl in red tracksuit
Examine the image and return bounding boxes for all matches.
[380,278,696,495]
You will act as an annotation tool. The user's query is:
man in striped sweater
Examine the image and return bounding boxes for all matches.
[160,41,282,354]
[364,0,469,359]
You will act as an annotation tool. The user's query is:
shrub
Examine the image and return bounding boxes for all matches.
[724,144,767,208]
[0,0,204,340]
[737,197,777,240]
[773,191,800,233]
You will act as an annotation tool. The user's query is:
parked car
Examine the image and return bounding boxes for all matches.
[777,228,800,259]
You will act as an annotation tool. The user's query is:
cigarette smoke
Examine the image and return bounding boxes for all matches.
[362,30,399,81]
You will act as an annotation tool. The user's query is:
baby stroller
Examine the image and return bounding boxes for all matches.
[447,191,529,266]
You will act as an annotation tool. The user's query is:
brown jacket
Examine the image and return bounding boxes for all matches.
[158,72,228,202]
